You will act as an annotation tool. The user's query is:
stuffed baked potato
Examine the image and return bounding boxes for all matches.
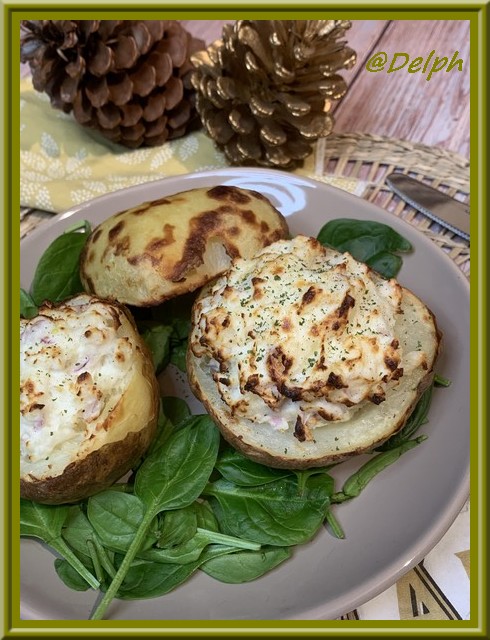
[80,185,289,306]
[20,294,159,504]
[187,235,441,469]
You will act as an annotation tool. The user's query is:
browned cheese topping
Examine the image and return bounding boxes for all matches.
[190,236,426,441]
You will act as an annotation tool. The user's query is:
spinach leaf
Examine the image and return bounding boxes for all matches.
[144,401,174,458]
[365,251,403,278]
[169,338,188,373]
[55,558,92,591]
[141,323,173,374]
[64,219,92,234]
[293,466,339,495]
[61,506,116,580]
[201,546,292,583]
[20,289,38,318]
[216,448,292,487]
[116,545,239,600]
[204,474,333,546]
[161,396,191,427]
[87,491,158,553]
[150,293,193,373]
[61,507,96,567]
[317,218,412,278]
[115,557,198,600]
[156,505,197,549]
[324,508,345,539]
[89,415,220,619]
[20,499,68,539]
[30,221,92,304]
[138,528,260,565]
[434,373,451,387]
[134,414,220,513]
[145,398,193,458]
[166,310,190,372]
[193,500,219,532]
[332,436,426,503]
[20,500,99,590]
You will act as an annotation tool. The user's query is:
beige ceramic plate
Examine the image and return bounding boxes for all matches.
[20,168,470,620]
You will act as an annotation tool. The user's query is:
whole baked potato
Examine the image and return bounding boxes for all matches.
[187,235,441,469]
[80,185,289,306]
[20,294,159,504]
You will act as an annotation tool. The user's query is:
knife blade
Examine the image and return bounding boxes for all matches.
[385,172,470,241]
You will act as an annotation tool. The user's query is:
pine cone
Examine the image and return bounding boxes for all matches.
[191,20,356,168]
[20,20,205,148]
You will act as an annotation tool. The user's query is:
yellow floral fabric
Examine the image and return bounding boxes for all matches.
[20,77,360,214]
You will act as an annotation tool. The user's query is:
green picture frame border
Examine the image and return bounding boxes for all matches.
[2,2,486,637]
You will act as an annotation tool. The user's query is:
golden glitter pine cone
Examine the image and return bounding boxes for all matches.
[191,20,356,168]
[20,20,205,148]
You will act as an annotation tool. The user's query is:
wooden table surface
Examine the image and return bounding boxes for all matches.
[182,19,470,159]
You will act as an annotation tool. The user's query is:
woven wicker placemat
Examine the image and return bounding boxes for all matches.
[316,132,470,277]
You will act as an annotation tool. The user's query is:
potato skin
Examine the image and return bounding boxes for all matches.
[80,185,289,307]
[20,418,156,504]
[189,364,435,470]
[20,295,160,505]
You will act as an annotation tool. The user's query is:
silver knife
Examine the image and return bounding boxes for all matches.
[385,172,470,242]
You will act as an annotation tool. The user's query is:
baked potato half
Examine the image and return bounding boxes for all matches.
[187,236,441,469]
[80,185,289,307]
[20,294,159,504]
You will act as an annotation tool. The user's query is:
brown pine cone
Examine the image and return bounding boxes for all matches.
[20,20,205,148]
[191,20,356,168]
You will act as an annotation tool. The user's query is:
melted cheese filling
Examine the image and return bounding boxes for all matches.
[20,295,134,475]
[191,236,424,439]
